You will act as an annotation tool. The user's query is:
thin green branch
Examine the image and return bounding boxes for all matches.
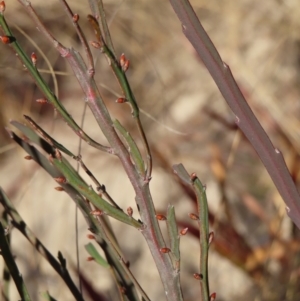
[173,164,210,301]
[166,205,180,272]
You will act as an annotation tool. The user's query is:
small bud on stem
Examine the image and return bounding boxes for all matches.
[31,52,37,66]
[156,214,167,221]
[0,1,5,14]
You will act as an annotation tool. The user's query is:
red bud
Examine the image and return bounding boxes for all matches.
[180,227,188,236]
[156,214,166,221]
[54,176,67,184]
[0,36,10,44]
[31,52,37,66]
[72,14,79,23]
[160,247,171,253]
[127,207,133,217]
[36,98,48,104]
[90,209,103,216]
[193,273,203,280]
[54,187,65,191]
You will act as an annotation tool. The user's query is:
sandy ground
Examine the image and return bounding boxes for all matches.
[1,0,300,300]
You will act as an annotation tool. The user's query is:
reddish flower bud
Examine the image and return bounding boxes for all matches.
[36,98,48,104]
[160,247,171,253]
[210,292,216,301]
[193,273,203,280]
[180,227,188,236]
[189,213,199,220]
[87,234,95,239]
[72,14,79,23]
[87,256,94,261]
[31,52,37,66]
[24,155,33,160]
[54,176,67,184]
[119,53,126,67]
[127,206,133,217]
[122,59,130,72]
[54,187,64,191]
[156,214,167,221]
[0,35,10,44]
[115,97,127,103]
[90,209,103,216]
[190,172,197,181]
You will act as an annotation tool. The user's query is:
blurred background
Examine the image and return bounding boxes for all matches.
[1,0,300,300]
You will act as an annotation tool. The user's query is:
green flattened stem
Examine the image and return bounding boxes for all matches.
[173,163,210,301]
[0,222,32,301]
[0,14,110,153]
[166,205,180,271]
[85,243,109,268]
[51,155,142,229]
[192,176,209,301]
[113,119,145,177]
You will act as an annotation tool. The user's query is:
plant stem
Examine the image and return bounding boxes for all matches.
[0,189,85,301]
[169,0,300,229]
[0,221,32,301]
